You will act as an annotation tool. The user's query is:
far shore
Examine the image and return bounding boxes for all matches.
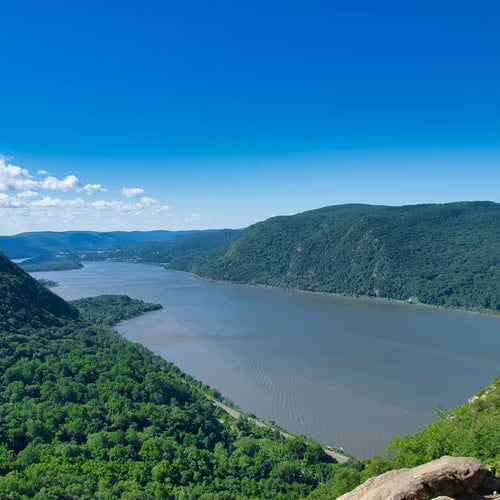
[76,258,499,318]
[158,265,500,319]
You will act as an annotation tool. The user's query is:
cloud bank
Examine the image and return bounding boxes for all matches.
[0,157,171,234]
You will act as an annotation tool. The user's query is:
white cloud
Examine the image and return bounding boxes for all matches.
[139,196,157,205]
[16,190,41,199]
[186,212,202,222]
[0,158,38,191]
[0,193,170,220]
[91,200,123,209]
[40,174,81,191]
[77,183,107,195]
[0,157,85,193]
[122,187,145,197]
[0,193,22,207]
[0,155,173,232]
[90,197,170,213]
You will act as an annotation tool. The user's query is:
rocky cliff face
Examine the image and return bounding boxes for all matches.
[338,456,500,500]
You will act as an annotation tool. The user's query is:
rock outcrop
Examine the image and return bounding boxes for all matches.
[338,456,500,500]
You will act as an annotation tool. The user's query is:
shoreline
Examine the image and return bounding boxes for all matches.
[163,265,500,319]
[34,260,500,460]
[210,398,350,463]
[74,259,499,318]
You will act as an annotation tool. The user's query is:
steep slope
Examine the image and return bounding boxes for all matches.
[0,253,338,498]
[310,376,500,499]
[0,252,77,331]
[177,202,500,311]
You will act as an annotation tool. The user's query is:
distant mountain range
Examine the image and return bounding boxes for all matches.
[0,230,206,258]
[3,201,499,311]
[1,223,499,497]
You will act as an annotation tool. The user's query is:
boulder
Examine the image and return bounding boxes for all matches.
[338,456,500,500]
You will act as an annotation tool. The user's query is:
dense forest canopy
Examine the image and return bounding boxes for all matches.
[70,295,162,326]
[0,253,78,332]
[0,253,346,498]
[1,197,499,498]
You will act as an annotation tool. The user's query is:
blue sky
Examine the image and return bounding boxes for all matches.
[1,0,499,234]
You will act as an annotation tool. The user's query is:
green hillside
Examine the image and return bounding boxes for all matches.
[310,376,500,499]
[0,254,343,498]
[0,253,77,332]
[174,202,500,311]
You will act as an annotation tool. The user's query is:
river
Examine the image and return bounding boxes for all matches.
[32,261,500,458]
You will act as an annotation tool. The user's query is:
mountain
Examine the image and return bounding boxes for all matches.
[0,253,340,498]
[1,250,499,497]
[0,252,77,331]
[0,230,209,258]
[172,202,500,311]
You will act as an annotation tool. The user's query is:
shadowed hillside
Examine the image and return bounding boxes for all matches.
[0,252,78,331]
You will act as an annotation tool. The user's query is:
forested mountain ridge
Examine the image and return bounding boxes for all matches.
[172,202,500,311]
[0,253,342,498]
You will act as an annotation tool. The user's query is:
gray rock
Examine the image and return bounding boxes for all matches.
[338,456,500,500]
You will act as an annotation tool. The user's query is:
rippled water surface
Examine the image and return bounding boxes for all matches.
[34,262,500,458]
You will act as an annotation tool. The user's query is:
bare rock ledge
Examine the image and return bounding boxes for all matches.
[338,456,500,500]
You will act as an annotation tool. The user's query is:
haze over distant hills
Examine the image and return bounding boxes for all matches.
[3,201,499,311]
[0,230,205,258]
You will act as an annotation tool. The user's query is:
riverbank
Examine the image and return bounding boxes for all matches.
[166,265,500,319]
[210,398,350,463]
[86,257,500,317]
[33,261,500,458]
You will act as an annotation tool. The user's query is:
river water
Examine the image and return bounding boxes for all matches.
[33,261,500,458]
